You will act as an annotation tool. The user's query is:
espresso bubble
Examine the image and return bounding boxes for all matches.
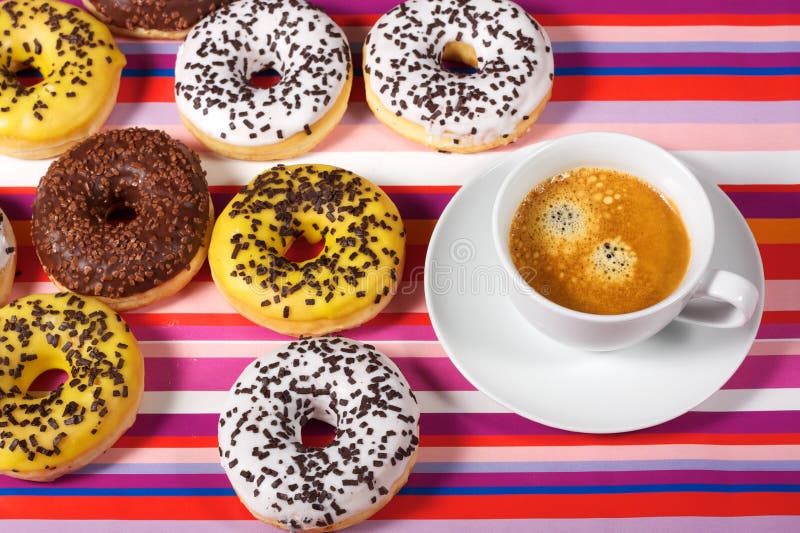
[540,199,588,240]
[588,236,637,282]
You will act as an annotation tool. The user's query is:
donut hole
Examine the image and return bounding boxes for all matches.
[13,66,44,87]
[440,41,479,74]
[248,66,282,90]
[300,418,337,448]
[104,200,138,224]
[26,368,68,398]
[284,234,325,263]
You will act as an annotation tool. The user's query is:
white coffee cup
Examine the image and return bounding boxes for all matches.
[492,132,760,351]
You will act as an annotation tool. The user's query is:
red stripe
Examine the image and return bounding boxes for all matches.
[762,311,800,324]
[117,76,800,104]
[375,493,800,519]
[112,433,800,450]
[329,13,800,27]
[2,493,798,519]
[760,244,800,279]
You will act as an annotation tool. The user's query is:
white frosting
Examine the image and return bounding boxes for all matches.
[0,212,11,271]
[174,0,351,146]
[218,338,420,531]
[364,0,554,145]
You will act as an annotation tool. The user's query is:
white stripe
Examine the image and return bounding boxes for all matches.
[2,151,799,187]
[137,388,800,415]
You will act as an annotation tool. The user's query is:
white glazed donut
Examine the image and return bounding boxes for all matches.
[363,0,554,153]
[218,337,420,532]
[174,0,352,160]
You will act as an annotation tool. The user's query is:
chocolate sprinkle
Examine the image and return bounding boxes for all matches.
[88,0,234,33]
[218,338,419,530]
[31,128,211,298]
[0,293,139,469]
[363,0,553,145]
[214,164,404,325]
[174,0,351,146]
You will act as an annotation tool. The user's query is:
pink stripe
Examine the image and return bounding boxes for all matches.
[765,280,800,311]
[109,123,800,152]
[143,357,474,391]
[723,355,800,389]
[96,444,800,464]
[418,444,800,462]
[137,340,447,358]
[749,340,800,356]
[546,25,800,42]
[129,324,438,341]
[312,123,800,152]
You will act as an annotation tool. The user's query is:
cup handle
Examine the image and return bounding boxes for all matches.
[675,269,759,328]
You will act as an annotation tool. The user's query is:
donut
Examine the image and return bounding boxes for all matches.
[363,0,554,153]
[174,0,352,161]
[209,164,405,337]
[0,208,17,305]
[219,337,420,532]
[82,0,234,40]
[31,128,213,312]
[0,292,144,482]
[0,0,126,159]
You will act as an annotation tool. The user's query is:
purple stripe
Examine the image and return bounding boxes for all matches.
[125,411,800,437]
[0,474,230,489]
[309,0,800,15]
[128,324,438,342]
[757,323,800,339]
[0,192,455,222]
[724,355,800,389]
[406,470,800,488]
[61,0,800,14]
[3,192,796,222]
[143,357,475,391]
[124,54,176,70]
[9,518,800,533]
[2,470,798,490]
[724,192,800,218]
[126,52,800,71]
[557,52,800,69]
[209,192,453,221]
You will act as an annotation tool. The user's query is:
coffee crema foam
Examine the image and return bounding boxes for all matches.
[508,167,690,315]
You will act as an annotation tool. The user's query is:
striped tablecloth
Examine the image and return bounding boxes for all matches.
[2,0,799,531]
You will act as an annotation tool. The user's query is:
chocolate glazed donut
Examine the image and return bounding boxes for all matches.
[32,128,214,311]
[83,0,234,39]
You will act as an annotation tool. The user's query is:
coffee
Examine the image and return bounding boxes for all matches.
[508,167,690,315]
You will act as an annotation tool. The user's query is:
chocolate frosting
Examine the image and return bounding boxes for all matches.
[32,128,211,298]
[88,0,233,32]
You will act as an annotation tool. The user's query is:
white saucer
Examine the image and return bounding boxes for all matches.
[424,146,765,433]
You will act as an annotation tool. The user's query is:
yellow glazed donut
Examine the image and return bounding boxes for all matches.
[209,164,406,337]
[0,0,126,159]
[0,293,143,482]
[363,0,554,153]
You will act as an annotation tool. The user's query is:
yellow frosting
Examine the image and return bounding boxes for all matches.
[0,293,143,476]
[209,164,406,331]
[0,0,126,142]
